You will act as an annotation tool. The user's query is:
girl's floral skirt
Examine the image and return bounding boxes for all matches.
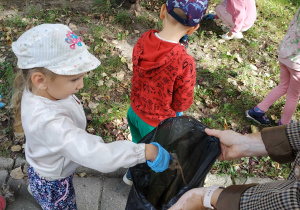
[28,165,77,210]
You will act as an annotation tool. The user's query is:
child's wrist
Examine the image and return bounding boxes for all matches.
[145,144,158,162]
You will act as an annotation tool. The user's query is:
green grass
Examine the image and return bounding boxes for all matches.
[0,62,15,157]
[114,10,132,27]
[4,15,28,28]
[0,62,15,99]
[212,158,291,181]
[192,0,299,130]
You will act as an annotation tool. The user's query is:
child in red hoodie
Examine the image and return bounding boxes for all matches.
[123,0,209,185]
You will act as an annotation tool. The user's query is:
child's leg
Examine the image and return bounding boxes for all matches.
[138,119,155,141]
[257,62,290,112]
[28,166,77,210]
[127,106,155,143]
[215,4,234,29]
[280,67,300,124]
[127,106,143,143]
[125,106,155,185]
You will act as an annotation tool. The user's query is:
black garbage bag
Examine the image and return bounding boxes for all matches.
[125,116,221,210]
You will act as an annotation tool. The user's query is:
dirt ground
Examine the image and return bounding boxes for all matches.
[1,0,94,12]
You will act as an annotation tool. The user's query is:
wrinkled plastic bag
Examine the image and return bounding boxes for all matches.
[125,116,221,210]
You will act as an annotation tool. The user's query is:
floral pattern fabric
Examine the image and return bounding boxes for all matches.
[279,7,300,65]
[28,166,77,210]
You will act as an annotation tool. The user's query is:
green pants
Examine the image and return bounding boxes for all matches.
[127,106,155,143]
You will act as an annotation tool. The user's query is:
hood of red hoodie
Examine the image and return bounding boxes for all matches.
[133,30,184,77]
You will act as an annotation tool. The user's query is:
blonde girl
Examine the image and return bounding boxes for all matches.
[11,24,171,209]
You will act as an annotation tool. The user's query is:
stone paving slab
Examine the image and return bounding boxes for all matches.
[76,166,127,178]
[100,178,131,210]
[0,170,8,187]
[204,173,233,187]
[6,178,41,210]
[73,176,103,210]
[0,157,13,170]
[235,177,273,185]
[4,176,131,210]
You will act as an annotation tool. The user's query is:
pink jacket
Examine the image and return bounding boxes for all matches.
[278,6,300,69]
[216,0,257,33]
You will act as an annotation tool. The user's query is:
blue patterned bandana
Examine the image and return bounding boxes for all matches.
[166,0,209,26]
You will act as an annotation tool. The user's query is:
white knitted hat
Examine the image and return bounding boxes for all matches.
[12,24,100,75]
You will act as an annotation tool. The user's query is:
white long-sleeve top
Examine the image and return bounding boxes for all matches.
[21,90,146,180]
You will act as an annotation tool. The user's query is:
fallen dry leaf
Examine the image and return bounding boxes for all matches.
[98,80,104,86]
[105,80,114,88]
[2,184,14,202]
[271,114,277,120]
[120,57,127,63]
[10,167,24,180]
[78,172,86,177]
[11,145,22,152]
[274,162,280,170]
[87,127,95,134]
[88,101,99,109]
[250,125,259,133]
[223,119,229,130]
[6,34,12,46]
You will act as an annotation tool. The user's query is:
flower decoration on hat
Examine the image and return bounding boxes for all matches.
[65,31,83,49]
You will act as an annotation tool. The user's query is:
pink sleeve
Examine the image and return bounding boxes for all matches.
[228,0,246,33]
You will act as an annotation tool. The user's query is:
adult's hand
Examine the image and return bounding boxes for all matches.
[205,128,268,161]
[168,188,207,210]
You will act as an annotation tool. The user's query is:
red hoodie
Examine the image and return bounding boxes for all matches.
[130,30,196,127]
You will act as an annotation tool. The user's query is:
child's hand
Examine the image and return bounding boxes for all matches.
[205,13,215,20]
[147,142,172,173]
[176,112,183,117]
